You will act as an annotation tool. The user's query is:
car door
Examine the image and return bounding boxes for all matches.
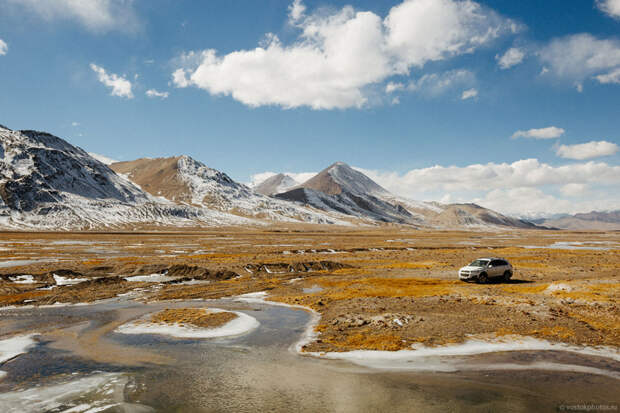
[489,260,502,277]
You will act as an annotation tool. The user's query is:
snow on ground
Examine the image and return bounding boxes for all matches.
[8,275,35,284]
[123,273,178,283]
[311,336,620,375]
[0,334,37,364]
[0,373,131,413]
[0,259,55,268]
[0,334,38,380]
[115,308,259,339]
[545,283,573,293]
[54,274,88,286]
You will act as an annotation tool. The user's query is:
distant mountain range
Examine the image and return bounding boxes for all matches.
[0,123,567,230]
[535,210,620,230]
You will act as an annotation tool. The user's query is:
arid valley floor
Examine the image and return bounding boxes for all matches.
[1,228,618,352]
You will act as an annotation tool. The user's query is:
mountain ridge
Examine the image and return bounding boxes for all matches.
[539,210,620,230]
[0,124,550,230]
[273,162,539,229]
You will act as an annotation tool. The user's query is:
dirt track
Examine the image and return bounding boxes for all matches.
[0,227,618,351]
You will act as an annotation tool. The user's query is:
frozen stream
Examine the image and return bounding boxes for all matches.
[0,297,618,412]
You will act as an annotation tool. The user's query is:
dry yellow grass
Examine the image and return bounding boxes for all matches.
[315,277,457,299]
[315,326,404,351]
[148,308,237,328]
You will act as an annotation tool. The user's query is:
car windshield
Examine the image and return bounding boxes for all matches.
[469,259,490,267]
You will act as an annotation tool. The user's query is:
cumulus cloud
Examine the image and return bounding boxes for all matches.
[90,63,134,99]
[511,126,564,139]
[354,159,620,217]
[538,33,620,90]
[385,82,405,93]
[249,171,316,187]
[555,140,619,160]
[496,47,525,69]
[4,0,139,32]
[288,0,306,22]
[0,39,7,56]
[597,0,620,19]
[356,159,620,195]
[146,89,169,99]
[595,67,620,84]
[461,88,478,100]
[407,69,475,97]
[173,0,517,109]
[560,183,587,197]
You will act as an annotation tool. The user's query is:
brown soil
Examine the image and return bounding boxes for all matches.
[147,308,237,328]
[0,228,618,352]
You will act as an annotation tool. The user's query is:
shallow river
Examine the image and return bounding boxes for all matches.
[0,298,618,412]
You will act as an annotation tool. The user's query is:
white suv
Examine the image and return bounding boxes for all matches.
[458,257,513,283]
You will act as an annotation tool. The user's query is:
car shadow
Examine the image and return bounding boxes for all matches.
[486,278,533,284]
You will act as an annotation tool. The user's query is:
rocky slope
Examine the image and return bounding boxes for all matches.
[110,156,346,224]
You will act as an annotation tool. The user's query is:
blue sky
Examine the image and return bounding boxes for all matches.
[0,0,619,217]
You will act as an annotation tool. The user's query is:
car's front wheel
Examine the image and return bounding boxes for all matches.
[503,271,512,282]
[477,272,488,284]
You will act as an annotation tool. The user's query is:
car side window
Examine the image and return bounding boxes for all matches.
[490,260,501,266]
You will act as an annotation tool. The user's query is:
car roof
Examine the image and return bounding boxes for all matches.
[475,257,507,260]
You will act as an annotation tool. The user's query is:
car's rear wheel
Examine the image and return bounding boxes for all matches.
[477,273,488,284]
[503,271,512,282]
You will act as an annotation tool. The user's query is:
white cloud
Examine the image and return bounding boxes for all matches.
[597,0,620,19]
[511,126,565,139]
[146,89,169,99]
[538,33,620,89]
[356,159,620,195]
[0,39,7,56]
[288,0,306,23]
[354,159,620,217]
[385,82,404,93]
[249,171,316,187]
[407,69,475,97]
[555,140,619,160]
[560,183,587,197]
[595,67,620,84]
[88,152,118,165]
[496,47,525,69]
[461,88,478,100]
[71,122,80,127]
[4,0,139,32]
[90,63,134,99]
[173,0,516,109]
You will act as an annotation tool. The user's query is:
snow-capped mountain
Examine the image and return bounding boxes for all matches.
[0,123,541,230]
[273,162,539,229]
[301,162,388,197]
[110,156,346,224]
[0,126,271,229]
[253,173,298,196]
[275,162,417,224]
